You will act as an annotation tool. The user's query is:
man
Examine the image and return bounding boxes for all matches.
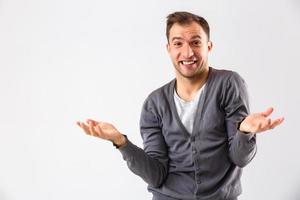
[77,11,284,200]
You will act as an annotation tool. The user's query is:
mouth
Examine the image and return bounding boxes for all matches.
[180,60,198,65]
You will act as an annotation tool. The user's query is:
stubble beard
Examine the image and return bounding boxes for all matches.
[175,61,208,81]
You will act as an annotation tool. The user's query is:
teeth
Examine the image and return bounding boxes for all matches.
[182,61,196,65]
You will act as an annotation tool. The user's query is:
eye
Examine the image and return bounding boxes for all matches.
[173,41,182,47]
[191,40,201,46]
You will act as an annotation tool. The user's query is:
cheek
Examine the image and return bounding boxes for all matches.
[196,49,208,59]
[170,50,180,60]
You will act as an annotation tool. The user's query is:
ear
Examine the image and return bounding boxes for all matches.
[208,41,213,53]
[166,43,170,54]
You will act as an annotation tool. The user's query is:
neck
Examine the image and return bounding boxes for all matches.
[175,67,209,101]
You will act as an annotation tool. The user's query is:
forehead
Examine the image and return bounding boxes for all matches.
[169,22,207,41]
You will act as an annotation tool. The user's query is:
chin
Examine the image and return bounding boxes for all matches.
[184,68,208,79]
[179,71,198,79]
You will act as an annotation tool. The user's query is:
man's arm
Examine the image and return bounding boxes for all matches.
[120,99,169,187]
[223,72,257,168]
[223,72,284,168]
[76,99,169,188]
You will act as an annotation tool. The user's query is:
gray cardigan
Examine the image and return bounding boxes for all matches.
[119,67,257,200]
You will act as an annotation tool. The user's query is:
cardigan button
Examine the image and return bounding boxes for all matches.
[192,149,197,154]
[190,136,195,142]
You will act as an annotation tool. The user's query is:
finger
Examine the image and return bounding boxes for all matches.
[95,125,104,139]
[269,117,285,129]
[260,118,271,131]
[261,107,274,117]
[77,121,84,128]
[256,119,271,132]
[86,119,98,126]
[95,124,102,132]
[78,122,92,135]
[266,118,272,127]
[257,121,263,132]
[89,125,98,137]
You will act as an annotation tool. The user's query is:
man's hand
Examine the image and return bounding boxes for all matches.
[76,119,127,147]
[239,107,284,134]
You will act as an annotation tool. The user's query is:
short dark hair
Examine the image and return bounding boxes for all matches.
[166,11,210,42]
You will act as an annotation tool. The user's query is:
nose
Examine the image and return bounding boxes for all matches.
[182,44,194,58]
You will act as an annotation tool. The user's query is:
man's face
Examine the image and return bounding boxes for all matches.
[167,22,212,79]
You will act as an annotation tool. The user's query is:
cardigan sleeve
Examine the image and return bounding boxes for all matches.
[223,72,257,168]
[118,97,169,187]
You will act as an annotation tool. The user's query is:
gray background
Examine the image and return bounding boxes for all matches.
[0,0,299,199]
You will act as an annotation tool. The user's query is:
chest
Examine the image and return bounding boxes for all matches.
[160,92,227,153]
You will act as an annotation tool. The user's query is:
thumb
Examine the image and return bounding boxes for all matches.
[86,119,98,126]
[261,107,274,117]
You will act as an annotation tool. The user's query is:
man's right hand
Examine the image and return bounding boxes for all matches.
[76,119,127,147]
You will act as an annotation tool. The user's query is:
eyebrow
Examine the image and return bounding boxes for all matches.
[171,35,202,41]
[191,35,202,40]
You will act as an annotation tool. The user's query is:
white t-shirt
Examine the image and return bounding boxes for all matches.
[173,85,206,134]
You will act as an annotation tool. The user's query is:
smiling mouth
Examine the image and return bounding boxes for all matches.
[180,60,197,65]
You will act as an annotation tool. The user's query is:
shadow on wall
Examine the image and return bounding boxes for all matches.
[288,178,300,200]
[292,0,300,10]
[0,189,11,200]
[291,191,300,200]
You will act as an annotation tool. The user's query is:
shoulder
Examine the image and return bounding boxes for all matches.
[211,67,244,81]
[140,79,174,113]
[145,79,174,104]
[209,67,246,87]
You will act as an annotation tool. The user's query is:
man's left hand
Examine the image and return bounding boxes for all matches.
[239,107,284,134]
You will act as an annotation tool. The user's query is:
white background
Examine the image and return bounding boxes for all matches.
[0,0,299,199]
